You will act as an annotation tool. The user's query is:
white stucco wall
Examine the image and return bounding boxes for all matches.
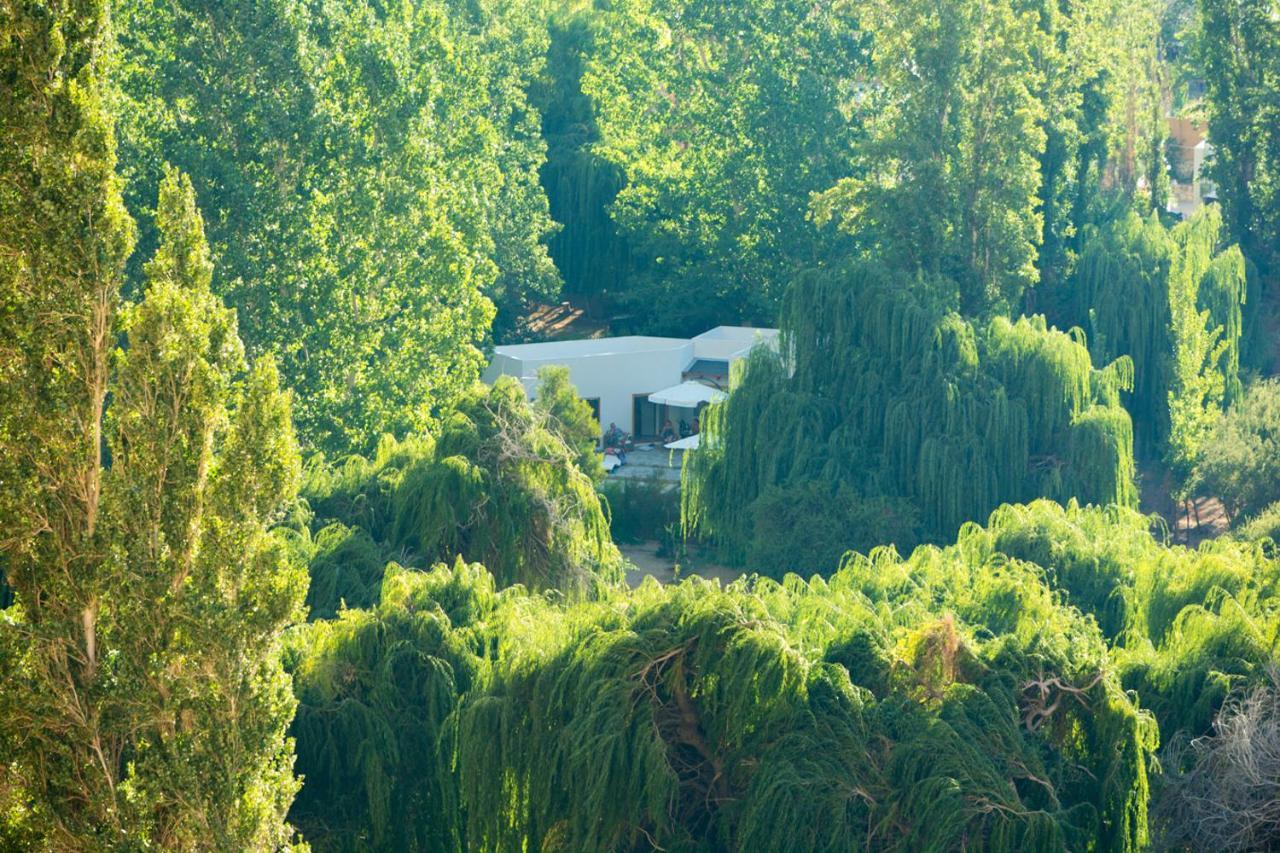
[484,339,694,436]
[483,327,779,438]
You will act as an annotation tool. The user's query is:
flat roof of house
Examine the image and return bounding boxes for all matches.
[493,335,690,362]
[692,326,779,361]
[490,327,780,377]
[691,326,778,342]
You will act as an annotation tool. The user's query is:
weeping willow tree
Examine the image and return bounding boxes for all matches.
[288,559,494,851]
[1068,207,1251,473]
[531,3,631,305]
[298,376,623,615]
[287,498,1280,850]
[457,514,1157,852]
[683,262,1136,570]
[981,501,1280,738]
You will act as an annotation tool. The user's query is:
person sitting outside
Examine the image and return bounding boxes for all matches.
[660,419,677,443]
[603,422,628,466]
[692,416,700,435]
[679,419,691,438]
[604,422,623,447]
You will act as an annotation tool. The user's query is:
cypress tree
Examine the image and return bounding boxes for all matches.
[0,1,137,842]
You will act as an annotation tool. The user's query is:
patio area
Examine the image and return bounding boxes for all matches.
[606,445,684,482]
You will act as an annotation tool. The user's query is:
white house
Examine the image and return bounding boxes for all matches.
[483,326,779,439]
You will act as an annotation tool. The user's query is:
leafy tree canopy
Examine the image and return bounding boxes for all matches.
[1190,378,1280,522]
[1196,0,1280,308]
[113,0,560,454]
[579,0,870,334]
[683,262,1137,571]
[298,376,622,617]
[291,499,1280,851]
[1062,206,1250,478]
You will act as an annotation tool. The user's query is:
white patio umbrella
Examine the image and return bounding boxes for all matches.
[648,381,727,408]
[664,434,701,450]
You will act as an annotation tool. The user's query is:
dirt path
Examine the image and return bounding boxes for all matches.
[1138,461,1230,546]
[620,540,744,588]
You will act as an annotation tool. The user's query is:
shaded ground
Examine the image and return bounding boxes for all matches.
[521,301,609,341]
[621,540,743,588]
[1138,461,1230,546]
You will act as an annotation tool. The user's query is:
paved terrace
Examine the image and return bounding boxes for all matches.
[607,445,684,483]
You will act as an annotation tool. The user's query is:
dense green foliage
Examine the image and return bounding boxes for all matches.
[289,500,1280,851]
[683,263,1137,572]
[6,0,1280,849]
[1062,207,1249,472]
[0,49,304,844]
[299,377,622,616]
[578,0,867,334]
[986,502,1280,738]
[745,483,922,579]
[546,0,1171,327]
[811,0,1047,315]
[289,558,494,850]
[1197,0,1280,306]
[811,0,1167,315]
[1239,501,1280,544]
[113,0,558,453]
[1191,379,1280,523]
[532,364,604,482]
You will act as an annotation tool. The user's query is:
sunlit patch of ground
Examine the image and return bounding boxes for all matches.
[620,540,743,588]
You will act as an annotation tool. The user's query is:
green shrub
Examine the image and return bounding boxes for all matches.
[746,482,921,579]
[534,365,605,483]
[598,473,680,544]
[1239,501,1280,543]
[1190,379,1280,520]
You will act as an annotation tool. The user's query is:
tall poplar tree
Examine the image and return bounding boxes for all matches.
[0,1,137,840]
[0,10,307,836]
[1197,0,1280,306]
[811,0,1048,316]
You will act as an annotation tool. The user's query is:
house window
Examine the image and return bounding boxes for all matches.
[583,397,601,425]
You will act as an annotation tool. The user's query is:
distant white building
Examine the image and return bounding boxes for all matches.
[483,326,779,439]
